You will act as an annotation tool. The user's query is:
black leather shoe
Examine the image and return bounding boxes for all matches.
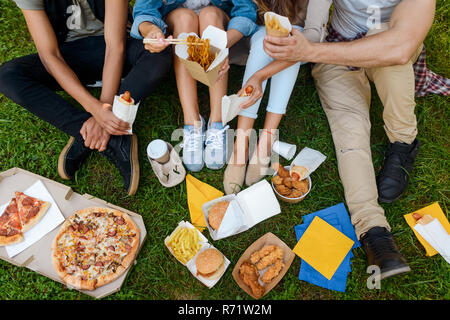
[101,134,140,195]
[58,136,92,180]
[361,227,411,280]
[377,139,420,203]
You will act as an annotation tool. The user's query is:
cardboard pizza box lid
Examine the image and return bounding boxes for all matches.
[0,167,147,299]
[232,232,295,299]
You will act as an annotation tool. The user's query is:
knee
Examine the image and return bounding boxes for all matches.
[198,6,224,25]
[0,61,22,95]
[171,9,198,34]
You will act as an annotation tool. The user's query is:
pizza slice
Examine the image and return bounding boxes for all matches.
[15,192,50,232]
[0,198,24,246]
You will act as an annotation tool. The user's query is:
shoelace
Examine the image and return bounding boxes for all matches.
[205,125,229,150]
[183,128,204,152]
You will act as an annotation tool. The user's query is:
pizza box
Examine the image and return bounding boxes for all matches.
[174,25,229,87]
[232,232,295,299]
[164,220,230,288]
[0,167,147,299]
[202,180,281,241]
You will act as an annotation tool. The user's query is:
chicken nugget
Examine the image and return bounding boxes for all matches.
[288,189,304,198]
[292,179,309,194]
[282,177,293,188]
[272,175,283,186]
[261,259,284,284]
[256,246,284,270]
[239,261,265,298]
[275,184,291,197]
[250,245,278,264]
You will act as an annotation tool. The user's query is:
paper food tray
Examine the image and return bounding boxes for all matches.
[165,221,229,288]
[232,232,295,299]
[0,167,147,299]
[202,180,281,241]
[175,25,229,87]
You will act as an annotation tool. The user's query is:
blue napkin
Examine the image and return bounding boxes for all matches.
[294,203,359,292]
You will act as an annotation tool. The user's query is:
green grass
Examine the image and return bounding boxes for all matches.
[0,0,449,300]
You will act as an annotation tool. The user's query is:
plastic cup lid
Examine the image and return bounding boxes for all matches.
[147,140,168,159]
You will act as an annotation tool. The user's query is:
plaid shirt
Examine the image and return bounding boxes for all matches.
[326,26,450,97]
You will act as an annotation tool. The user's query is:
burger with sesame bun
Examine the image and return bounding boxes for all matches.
[195,248,225,280]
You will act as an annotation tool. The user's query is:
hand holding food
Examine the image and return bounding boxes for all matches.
[92,102,130,136]
[143,24,170,53]
[166,226,202,264]
[238,74,264,109]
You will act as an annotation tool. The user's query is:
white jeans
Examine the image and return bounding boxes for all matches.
[239,25,304,119]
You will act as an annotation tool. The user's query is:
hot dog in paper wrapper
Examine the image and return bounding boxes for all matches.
[112,91,139,134]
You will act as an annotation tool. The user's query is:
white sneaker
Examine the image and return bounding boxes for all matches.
[182,116,205,172]
[204,121,229,170]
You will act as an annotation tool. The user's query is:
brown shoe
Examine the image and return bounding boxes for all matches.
[245,152,271,187]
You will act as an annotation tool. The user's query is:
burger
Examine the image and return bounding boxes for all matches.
[208,201,230,230]
[195,248,225,280]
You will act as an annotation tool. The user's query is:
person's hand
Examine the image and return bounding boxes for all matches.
[143,24,171,53]
[91,102,130,135]
[263,28,312,62]
[237,74,264,109]
[217,57,230,82]
[80,117,111,151]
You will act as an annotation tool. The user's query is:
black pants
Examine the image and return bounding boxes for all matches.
[0,36,172,138]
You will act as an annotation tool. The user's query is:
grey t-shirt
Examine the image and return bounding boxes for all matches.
[303,0,402,42]
[14,0,104,42]
[332,0,401,38]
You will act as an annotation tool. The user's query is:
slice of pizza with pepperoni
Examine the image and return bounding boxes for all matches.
[15,192,51,233]
[0,198,24,246]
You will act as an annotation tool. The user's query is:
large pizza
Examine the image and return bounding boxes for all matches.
[52,207,140,290]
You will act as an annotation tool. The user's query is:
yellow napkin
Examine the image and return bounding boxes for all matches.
[292,216,354,280]
[404,202,450,256]
[186,174,224,231]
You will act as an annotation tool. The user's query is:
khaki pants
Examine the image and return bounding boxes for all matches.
[312,24,423,239]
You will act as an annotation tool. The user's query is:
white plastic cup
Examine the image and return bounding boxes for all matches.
[147,139,169,164]
[272,141,296,160]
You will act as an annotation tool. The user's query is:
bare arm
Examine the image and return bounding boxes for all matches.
[99,0,128,105]
[264,0,436,68]
[21,9,129,135]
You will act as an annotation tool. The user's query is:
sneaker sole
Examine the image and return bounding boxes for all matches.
[127,134,140,196]
[58,137,75,180]
[380,265,411,280]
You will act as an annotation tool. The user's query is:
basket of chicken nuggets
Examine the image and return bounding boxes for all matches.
[271,164,311,203]
[232,232,295,299]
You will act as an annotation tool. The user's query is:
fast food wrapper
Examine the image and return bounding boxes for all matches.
[202,180,281,240]
[112,95,139,134]
[175,25,229,87]
[291,147,327,179]
[221,94,250,126]
[264,12,292,37]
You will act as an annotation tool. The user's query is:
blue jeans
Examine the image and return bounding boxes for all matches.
[239,25,304,119]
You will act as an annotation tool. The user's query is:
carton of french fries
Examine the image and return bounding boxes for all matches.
[164,221,230,288]
[264,12,292,37]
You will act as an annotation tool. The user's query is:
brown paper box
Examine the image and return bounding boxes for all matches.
[232,232,295,299]
[0,167,147,299]
[180,46,225,87]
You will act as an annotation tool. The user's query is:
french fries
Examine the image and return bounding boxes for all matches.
[166,227,202,264]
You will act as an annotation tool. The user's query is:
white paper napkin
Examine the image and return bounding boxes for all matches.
[221,94,250,126]
[112,96,140,134]
[291,147,327,178]
[414,219,450,264]
[3,180,65,258]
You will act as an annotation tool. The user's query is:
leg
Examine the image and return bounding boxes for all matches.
[365,25,424,202]
[166,8,200,126]
[313,62,410,279]
[312,62,389,239]
[119,37,173,103]
[198,6,229,123]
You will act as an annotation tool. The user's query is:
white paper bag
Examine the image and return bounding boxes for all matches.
[221,94,250,126]
[202,180,281,240]
[291,147,327,179]
[112,95,140,134]
[414,219,450,264]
